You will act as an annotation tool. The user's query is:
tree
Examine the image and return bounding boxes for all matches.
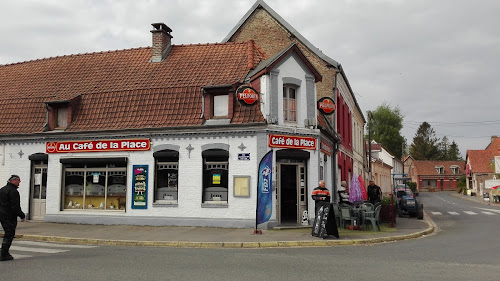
[365,103,405,159]
[437,136,463,160]
[409,121,439,160]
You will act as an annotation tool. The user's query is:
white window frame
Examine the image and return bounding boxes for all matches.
[213,94,228,117]
[283,85,297,123]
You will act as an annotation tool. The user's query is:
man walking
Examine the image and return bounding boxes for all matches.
[367,180,382,205]
[0,175,26,261]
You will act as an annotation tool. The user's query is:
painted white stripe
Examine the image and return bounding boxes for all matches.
[464,211,477,215]
[14,241,98,249]
[448,212,460,215]
[9,246,69,254]
[482,211,495,215]
[10,254,32,260]
[431,212,442,215]
[475,207,500,214]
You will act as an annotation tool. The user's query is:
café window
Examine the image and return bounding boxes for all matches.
[61,158,127,211]
[202,149,229,204]
[283,85,297,122]
[154,150,179,203]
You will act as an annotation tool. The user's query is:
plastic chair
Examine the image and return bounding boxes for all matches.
[340,205,355,229]
[364,205,381,231]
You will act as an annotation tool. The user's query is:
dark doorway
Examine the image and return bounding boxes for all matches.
[280,164,297,224]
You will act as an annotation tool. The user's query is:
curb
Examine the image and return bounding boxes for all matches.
[16,223,435,248]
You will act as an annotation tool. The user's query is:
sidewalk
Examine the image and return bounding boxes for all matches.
[450,192,500,207]
[3,214,434,248]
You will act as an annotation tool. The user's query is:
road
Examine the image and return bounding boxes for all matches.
[1,192,499,281]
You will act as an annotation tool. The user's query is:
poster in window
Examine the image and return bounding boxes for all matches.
[132,165,148,209]
[213,174,221,185]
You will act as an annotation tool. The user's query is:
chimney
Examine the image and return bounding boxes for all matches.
[150,23,172,63]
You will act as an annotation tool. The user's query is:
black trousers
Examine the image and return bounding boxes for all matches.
[1,217,17,255]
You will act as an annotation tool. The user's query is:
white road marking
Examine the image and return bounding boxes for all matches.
[448,212,460,215]
[15,241,98,248]
[10,254,32,260]
[482,211,495,215]
[9,246,69,254]
[463,211,477,215]
[431,212,442,215]
[474,207,500,214]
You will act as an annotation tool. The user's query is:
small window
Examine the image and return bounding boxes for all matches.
[56,107,68,128]
[283,86,297,122]
[213,95,228,117]
[435,166,444,174]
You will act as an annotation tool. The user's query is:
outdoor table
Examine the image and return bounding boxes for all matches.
[351,205,367,230]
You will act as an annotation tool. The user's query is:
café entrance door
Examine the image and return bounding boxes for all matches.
[277,162,307,226]
[30,163,47,221]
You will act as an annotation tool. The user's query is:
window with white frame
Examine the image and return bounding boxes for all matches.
[212,94,228,118]
[435,165,444,174]
[283,85,297,122]
[56,107,68,128]
[154,150,179,203]
[450,165,459,174]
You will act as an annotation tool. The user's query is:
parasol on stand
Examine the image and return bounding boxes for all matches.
[349,174,364,204]
[359,174,368,201]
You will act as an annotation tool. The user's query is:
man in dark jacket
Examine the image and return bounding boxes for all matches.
[367,180,382,205]
[0,175,26,261]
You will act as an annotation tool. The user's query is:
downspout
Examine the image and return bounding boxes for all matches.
[332,69,339,203]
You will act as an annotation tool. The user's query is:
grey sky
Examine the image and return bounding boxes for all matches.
[1,0,499,156]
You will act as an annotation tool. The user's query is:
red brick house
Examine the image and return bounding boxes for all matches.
[407,160,465,191]
[466,136,500,196]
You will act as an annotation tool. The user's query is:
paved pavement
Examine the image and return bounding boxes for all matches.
[4,192,495,248]
[1,211,436,248]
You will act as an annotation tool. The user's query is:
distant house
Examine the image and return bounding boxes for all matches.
[368,141,401,194]
[406,160,466,191]
[465,136,500,196]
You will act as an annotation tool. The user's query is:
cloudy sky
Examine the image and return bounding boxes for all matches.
[1,0,499,156]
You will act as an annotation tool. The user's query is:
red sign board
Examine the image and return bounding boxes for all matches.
[46,139,151,153]
[317,97,335,115]
[320,140,333,156]
[236,86,259,105]
[268,134,317,150]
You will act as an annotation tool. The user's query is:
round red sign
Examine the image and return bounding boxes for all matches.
[236,86,259,105]
[317,97,336,115]
[46,142,57,153]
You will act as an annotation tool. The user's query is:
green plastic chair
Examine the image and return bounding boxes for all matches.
[340,205,355,229]
[364,205,381,231]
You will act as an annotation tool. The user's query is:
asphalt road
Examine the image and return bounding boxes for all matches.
[2,192,499,281]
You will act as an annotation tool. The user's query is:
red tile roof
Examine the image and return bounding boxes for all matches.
[412,160,466,176]
[485,136,500,151]
[0,42,267,134]
[467,150,497,173]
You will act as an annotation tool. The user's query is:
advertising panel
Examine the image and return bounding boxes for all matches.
[46,139,151,153]
[268,134,317,150]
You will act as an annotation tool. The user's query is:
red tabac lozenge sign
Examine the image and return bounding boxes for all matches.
[317,97,335,115]
[236,86,259,105]
[46,139,151,153]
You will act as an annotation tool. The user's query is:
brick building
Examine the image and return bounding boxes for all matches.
[406,160,465,191]
[223,0,365,198]
[466,136,500,196]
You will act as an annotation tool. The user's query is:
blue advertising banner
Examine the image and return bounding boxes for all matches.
[256,150,273,225]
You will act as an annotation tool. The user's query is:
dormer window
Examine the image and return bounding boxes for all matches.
[450,165,459,174]
[202,85,233,123]
[435,165,444,174]
[46,100,73,131]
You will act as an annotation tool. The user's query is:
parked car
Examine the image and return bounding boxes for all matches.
[394,185,423,219]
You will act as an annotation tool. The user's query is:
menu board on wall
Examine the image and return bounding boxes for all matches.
[132,165,148,209]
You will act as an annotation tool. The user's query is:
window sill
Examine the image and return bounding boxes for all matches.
[201,202,228,208]
[153,202,178,208]
[204,119,230,126]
